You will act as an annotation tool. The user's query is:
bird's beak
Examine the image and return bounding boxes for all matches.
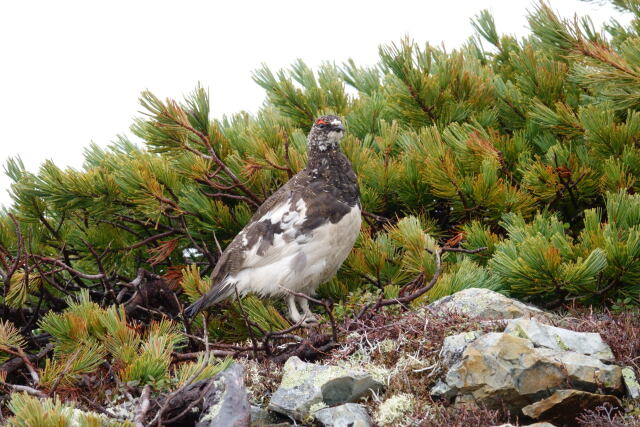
[335,124,345,132]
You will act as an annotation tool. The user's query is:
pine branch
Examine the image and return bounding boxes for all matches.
[30,255,105,280]
[355,246,488,320]
[174,119,263,206]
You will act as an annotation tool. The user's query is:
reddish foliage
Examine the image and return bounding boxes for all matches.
[415,400,511,427]
[577,404,640,427]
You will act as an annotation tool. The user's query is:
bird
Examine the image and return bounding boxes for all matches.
[184,115,361,325]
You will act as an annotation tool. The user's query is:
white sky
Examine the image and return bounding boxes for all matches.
[0,0,629,207]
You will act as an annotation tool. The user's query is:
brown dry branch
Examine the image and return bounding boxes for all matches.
[234,287,263,359]
[362,210,391,224]
[261,318,307,356]
[179,216,217,269]
[3,215,25,292]
[263,157,294,176]
[134,385,151,427]
[355,246,487,322]
[30,255,73,297]
[30,255,105,280]
[122,230,179,251]
[169,114,263,207]
[2,383,46,398]
[0,346,39,384]
[270,334,335,364]
[0,343,53,379]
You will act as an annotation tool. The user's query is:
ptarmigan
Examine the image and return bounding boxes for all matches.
[184,115,361,325]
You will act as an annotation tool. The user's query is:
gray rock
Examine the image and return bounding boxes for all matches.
[197,363,250,427]
[427,288,553,321]
[521,389,621,424]
[432,332,623,412]
[250,405,284,427]
[622,367,640,399]
[439,330,483,367]
[314,403,372,427]
[504,318,614,361]
[535,348,622,392]
[269,356,384,421]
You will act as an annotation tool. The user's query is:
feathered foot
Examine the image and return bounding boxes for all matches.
[297,295,320,327]
[287,294,319,327]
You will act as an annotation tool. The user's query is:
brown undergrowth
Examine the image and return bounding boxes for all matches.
[577,403,640,427]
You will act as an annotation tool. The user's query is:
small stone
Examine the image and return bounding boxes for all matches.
[439,330,483,367]
[504,318,614,361]
[314,403,372,427]
[427,288,554,321]
[268,356,384,421]
[250,406,283,427]
[197,363,250,427]
[622,367,640,399]
[430,379,453,399]
[522,389,621,424]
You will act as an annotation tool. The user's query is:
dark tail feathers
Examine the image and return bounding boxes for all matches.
[183,297,208,319]
[183,283,234,319]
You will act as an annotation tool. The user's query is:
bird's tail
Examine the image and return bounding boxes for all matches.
[183,282,235,319]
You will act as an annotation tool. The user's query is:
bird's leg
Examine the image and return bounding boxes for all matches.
[287,294,302,323]
[296,296,319,326]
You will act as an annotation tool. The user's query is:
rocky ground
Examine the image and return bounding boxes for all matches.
[240,289,640,426]
[15,288,640,426]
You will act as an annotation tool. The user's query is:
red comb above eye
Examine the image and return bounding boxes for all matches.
[315,119,328,125]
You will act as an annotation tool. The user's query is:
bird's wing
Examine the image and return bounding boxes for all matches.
[208,171,310,284]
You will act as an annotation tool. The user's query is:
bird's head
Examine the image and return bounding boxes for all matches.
[308,115,345,152]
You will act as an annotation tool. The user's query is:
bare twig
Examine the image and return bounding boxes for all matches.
[3,383,46,397]
[122,230,179,251]
[180,216,216,268]
[174,118,263,206]
[262,318,307,356]
[0,343,53,377]
[4,214,25,297]
[234,288,263,358]
[31,255,105,280]
[362,210,391,224]
[17,347,39,384]
[355,246,487,321]
[134,385,151,427]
